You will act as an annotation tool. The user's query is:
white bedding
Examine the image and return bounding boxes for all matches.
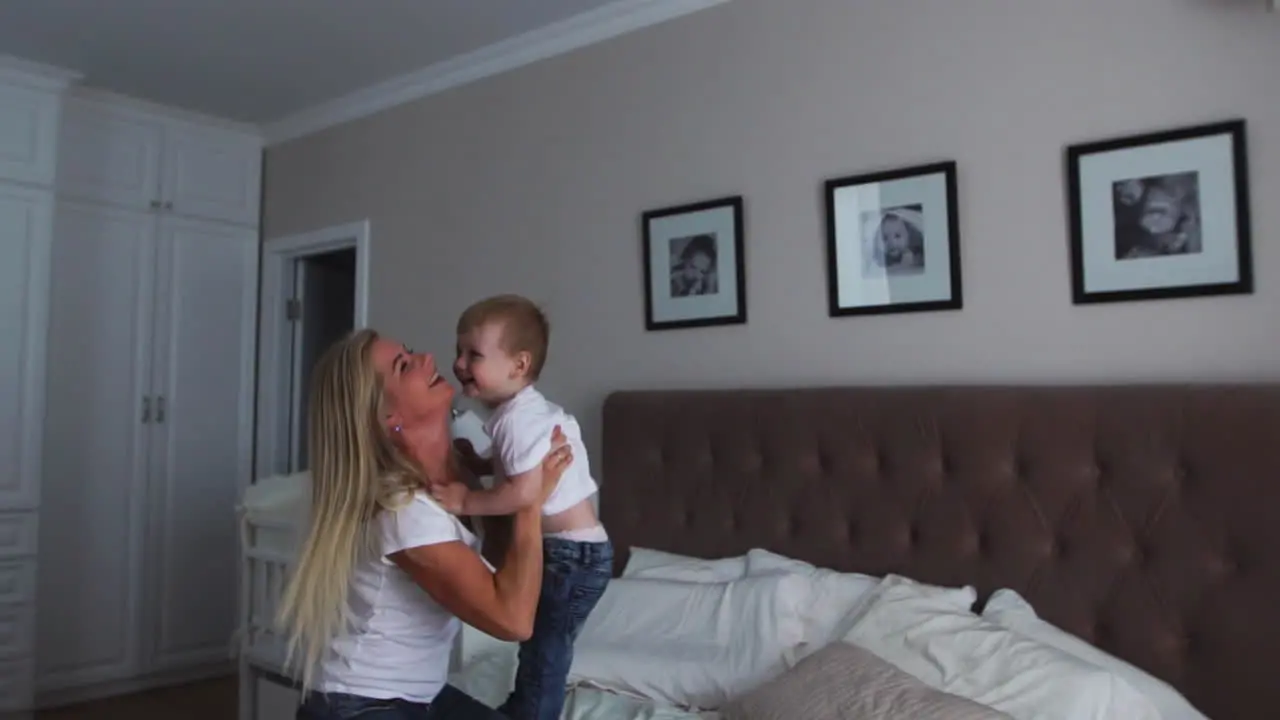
[448,550,1203,720]
[842,574,1161,720]
[450,624,716,720]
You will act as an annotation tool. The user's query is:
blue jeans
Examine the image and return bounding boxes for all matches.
[297,685,502,719]
[498,538,613,720]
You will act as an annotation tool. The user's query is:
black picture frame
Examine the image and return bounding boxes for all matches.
[823,161,962,317]
[1065,119,1252,305]
[641,195,747,331]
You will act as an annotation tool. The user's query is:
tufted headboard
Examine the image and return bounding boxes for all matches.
[600,385,1280,720]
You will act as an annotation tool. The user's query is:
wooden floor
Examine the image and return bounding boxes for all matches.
[34,675,238,720]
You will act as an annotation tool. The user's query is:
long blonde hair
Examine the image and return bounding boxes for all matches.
[276,328,424,691]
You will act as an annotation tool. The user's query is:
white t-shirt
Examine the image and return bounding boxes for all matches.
[317,491,486,703]
[484,385,599,517]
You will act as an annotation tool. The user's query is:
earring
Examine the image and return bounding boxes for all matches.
[393,424,402,433]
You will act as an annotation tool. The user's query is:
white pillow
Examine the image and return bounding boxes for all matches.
[621,546,748,582]
[745,549,980,659]
[982,588,1208,720]
[844,575,1160,720]
[744,549,880,655]
[569,574,811,710]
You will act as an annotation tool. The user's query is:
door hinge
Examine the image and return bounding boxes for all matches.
[286,298,302,321]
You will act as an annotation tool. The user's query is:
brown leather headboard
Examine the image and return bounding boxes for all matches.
[600,385,1280,720]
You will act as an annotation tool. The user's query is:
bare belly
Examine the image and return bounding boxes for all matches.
[542,498,600,534]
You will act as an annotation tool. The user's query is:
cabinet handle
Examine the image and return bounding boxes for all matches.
[141,396,151,423]
[156,396,166,423]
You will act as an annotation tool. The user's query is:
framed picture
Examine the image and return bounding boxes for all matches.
[641,195,746,331]
[1066,119,1252,304]
[824,161,962,317]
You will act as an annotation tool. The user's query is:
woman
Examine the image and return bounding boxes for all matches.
[278,328,574,719]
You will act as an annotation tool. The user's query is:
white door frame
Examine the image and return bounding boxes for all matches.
[254,220,370,480]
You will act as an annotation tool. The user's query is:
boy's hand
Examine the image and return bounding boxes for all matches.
[431,480,469,515]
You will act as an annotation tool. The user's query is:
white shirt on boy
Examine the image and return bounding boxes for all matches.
[483,385,599,518]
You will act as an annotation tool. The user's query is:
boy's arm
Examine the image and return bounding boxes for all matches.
[461,467,542,517]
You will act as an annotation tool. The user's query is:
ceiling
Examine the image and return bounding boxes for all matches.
[0,0,622,125]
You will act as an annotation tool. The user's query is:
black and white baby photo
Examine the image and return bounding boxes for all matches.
[861,205,925,276]
[1111,171,1202,260]
[669,233,720,297]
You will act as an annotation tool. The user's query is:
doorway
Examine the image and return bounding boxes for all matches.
[256,221,369,480]
[289,248,356,470]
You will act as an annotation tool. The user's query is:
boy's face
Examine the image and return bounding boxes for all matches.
[454,320,525,406]
[1140,187,1180,235]
[880,217,909,252]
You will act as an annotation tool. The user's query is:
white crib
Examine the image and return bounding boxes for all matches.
[237,471,309,720]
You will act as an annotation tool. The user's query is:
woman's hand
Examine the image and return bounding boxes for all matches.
[539,426,573,503]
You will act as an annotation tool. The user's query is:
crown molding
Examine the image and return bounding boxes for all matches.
[0,54,82,92]
[262,0,731,146]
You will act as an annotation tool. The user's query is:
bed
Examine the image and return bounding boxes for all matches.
[581,385,1280,719]
[245,385,1280,719]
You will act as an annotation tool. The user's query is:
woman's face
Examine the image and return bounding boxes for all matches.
[370,336,453,428]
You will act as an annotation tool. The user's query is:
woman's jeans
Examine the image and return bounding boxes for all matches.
[297,685,503,719]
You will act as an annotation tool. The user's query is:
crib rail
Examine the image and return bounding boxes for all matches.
[238,517,295,672]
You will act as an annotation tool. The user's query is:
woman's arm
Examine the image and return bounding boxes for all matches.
[392,428,572,641]
[389,505,544,641]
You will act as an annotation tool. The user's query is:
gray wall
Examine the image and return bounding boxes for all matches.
[263,0,1280,464]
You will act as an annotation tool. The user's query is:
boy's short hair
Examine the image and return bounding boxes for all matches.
[457,294,550,381]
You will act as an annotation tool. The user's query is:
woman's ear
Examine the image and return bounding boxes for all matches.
[383,409,403,436]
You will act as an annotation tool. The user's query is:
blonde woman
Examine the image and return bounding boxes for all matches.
[279,329,574,720]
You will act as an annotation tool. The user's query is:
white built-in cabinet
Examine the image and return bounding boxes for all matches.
[0,61,262,711]
[56,96,261,226]
[0,60,75,717]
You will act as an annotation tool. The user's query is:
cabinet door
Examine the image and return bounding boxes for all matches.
[57,98,164,212]
[0,185,52,510]
[161,123,261,226]
[146,216,257,671]
[36,203,156,691]
[0,83,59,186]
